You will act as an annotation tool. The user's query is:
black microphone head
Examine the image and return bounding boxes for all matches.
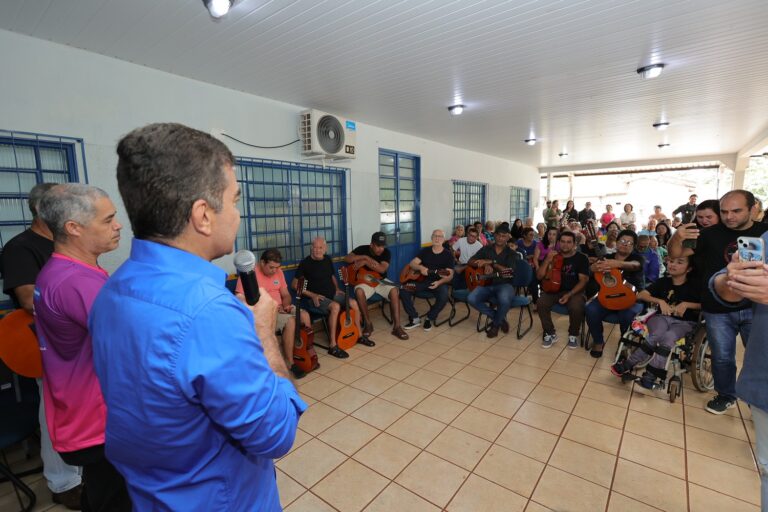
[233,250,256,273]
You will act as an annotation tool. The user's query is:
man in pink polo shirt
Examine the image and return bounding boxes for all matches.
[34,184,130,511]
[236,248,311,379]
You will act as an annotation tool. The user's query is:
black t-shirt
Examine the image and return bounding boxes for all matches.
[470,245,521,285]
[560,252,590,292]
[694,222,768,313]
[646,277,701,322]
[296,255,336,298]
[673,203,697,224]
[563,208,579,222]
[607,252,646,291]
[416,246,455,281]
[578,209,596,225]
[0,229,54,308]
[352,245,391,278]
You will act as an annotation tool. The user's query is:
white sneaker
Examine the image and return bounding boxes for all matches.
[542,333,557,349]
[567,336,579,349]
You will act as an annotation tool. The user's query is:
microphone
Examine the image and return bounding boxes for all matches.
[233,250,260,305]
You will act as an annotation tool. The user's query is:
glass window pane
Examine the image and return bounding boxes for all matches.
[39,148,67,171]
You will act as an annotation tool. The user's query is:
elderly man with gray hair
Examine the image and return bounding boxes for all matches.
[34,183,130,511]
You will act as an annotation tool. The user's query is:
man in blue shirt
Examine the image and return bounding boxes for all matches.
[90,123,306,511]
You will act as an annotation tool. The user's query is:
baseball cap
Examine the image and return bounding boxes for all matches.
[371,232,387,246]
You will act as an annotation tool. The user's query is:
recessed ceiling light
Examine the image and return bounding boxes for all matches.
[524,138,537,146]
[637,63,665,79]
[653,122,670,131]
[203,0,232,18]
[658,143,671,149]
[448,104,465,116]
[558,152,568,158]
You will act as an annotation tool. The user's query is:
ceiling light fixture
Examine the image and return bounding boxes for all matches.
[448,104,465,116]
[658,143,671,149]
[653,121,670,131]
[203,0,232,18]
[558,152,568,158]
[637,63,665,79]
[524,138,537,146]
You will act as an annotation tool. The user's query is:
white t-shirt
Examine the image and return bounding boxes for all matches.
[452,237,483,264]
[620,212,636,226]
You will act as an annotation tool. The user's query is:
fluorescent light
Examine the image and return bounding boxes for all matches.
[658,143,671,149]
[653,121,670,131]
[203,0,232,18]
[637,63,665,79]
[448,104,465,116]
[524,138,537,146]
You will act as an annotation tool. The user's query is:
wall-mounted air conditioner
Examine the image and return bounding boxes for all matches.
[300,109,356,159]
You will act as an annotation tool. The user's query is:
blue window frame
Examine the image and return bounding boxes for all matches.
[0,130,86,307]
[234,158,347,265]
[453,180,486,227]
[509,186,531,222]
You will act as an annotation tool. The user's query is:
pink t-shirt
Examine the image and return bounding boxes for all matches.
[235,266,287,305]
[600,212,615,227]
[34,253,109,453]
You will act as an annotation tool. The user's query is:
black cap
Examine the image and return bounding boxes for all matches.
[371,232,387,246]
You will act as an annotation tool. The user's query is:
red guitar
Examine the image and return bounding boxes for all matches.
[541,253,563,293]
[464,266,515,291]
[292,278,318,374]
[336,267,360,350]
[0,309,42,378]
[595,267,637,310]
[350,267,385,288]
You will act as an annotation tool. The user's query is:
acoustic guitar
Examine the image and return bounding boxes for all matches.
[399,264,450,284]
[0,309,42,378]
[541,253,563,293]
[349,267,395,288]
[464,267,515,291]
[336,267,360,350]
[292,278,318,374]
[595,267,637,310]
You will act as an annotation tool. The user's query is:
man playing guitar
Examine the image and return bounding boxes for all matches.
[235,248,311,378]
[585,229,645,358]
[400,229,455,331]
[536,231,590,349]
[344,232,409,340]
[467,225,522,338]
[292,237,372,359]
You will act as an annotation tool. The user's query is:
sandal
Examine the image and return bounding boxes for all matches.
[391,326,410,340]
[358,336,375,347]
[362,325,373,338]
[328,346,349,359]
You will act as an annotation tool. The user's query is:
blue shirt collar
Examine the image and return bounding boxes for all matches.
[129,238,227,284]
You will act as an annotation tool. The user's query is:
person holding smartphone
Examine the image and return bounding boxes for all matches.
[668,190,767,415]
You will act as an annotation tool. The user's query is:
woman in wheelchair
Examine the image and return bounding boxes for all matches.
[611,255,701,388]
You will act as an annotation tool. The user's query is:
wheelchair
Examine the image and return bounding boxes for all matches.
[612,312,714,403]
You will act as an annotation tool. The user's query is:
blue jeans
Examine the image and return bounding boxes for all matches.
[400,282,450,322]
[585,301,643,346]
[468,283,517,327]
[703,310,752,400]
[750,405,768,510]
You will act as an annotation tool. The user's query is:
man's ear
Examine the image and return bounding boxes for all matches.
[63,220,82,238]
[189,199,213,236]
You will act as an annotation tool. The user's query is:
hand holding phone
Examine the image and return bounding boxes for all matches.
[737,236,765,263]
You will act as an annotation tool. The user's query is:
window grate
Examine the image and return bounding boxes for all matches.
[453,180,486,228]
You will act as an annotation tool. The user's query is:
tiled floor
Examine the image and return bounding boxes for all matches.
[2,305,760,511]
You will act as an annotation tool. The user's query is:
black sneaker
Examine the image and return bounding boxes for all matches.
[610,362,629,377]
[706,394,736,415]
[639,371,657,390]
[404,317,421,330]
[328,346,349,359]
[423,318,433,331]
[289,364,306,379]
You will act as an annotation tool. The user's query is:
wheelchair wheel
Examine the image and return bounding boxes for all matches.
[668,376,682,403]
[690,326,714,392]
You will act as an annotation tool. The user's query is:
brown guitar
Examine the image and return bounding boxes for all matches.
[464,267,515,291]
[350,266,384,288]
[541,253,563,293]
[595,267,637,310]
[336,267,360,350]
[399,263,450,284]
[292,278,318,374]
[0,309,42,378]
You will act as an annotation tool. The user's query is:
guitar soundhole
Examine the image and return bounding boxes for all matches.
[602,273,617,287]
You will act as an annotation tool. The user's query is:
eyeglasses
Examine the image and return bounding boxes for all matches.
[618,239,634,246]
[432,235,444,239]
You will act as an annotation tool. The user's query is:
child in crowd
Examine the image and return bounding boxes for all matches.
[611,254,700,389]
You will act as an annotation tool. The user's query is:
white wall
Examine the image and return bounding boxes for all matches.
[0,29,539,272]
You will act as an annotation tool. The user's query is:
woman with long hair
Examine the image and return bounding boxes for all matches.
[562,200,578,222]
[534,227,560,271]
[655,221,672,247]
[510,218,524,239]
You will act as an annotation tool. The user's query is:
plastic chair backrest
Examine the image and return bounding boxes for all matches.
[512,258,533,287]
[0,310,42,378]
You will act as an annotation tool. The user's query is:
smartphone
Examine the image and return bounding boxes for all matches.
[682,225,697,249]
[737,236,765,262]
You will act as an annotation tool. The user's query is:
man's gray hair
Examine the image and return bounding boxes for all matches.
[39,184,109,242]
[28,183,58,217]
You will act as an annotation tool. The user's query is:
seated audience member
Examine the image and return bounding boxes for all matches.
[524,217,534,228]
[448,224,465,246]
[649,235,667,276]
[510,218,524,239]
[695,199,720,227]
[754,198,765,223]
[294,237,371,358]
[600,221,620,240]
[90,123,305,510]
[655,221,673,247]
[649,205,668,224]
[619,203,636,230]
[604,232,618,254]
[562,200,579,222]
[467,226,521,338]
[517,227,539,305]
[534,227,559,273]
[400,229,455,331]
[612,254,700,388]
[637,218,658,237]
[578,201,597,226]
[35,184,131,511]
[236,249,312,378]
[474,221,489,245]
[483,220,496,243]
[636,234,661,285]
[535,222,547,241]
[345,232,409,341]
[600,204,615,230]
[453,227,484,271]
[586,230,645,358]
[673,194,698,224]
[536,231,590,349]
